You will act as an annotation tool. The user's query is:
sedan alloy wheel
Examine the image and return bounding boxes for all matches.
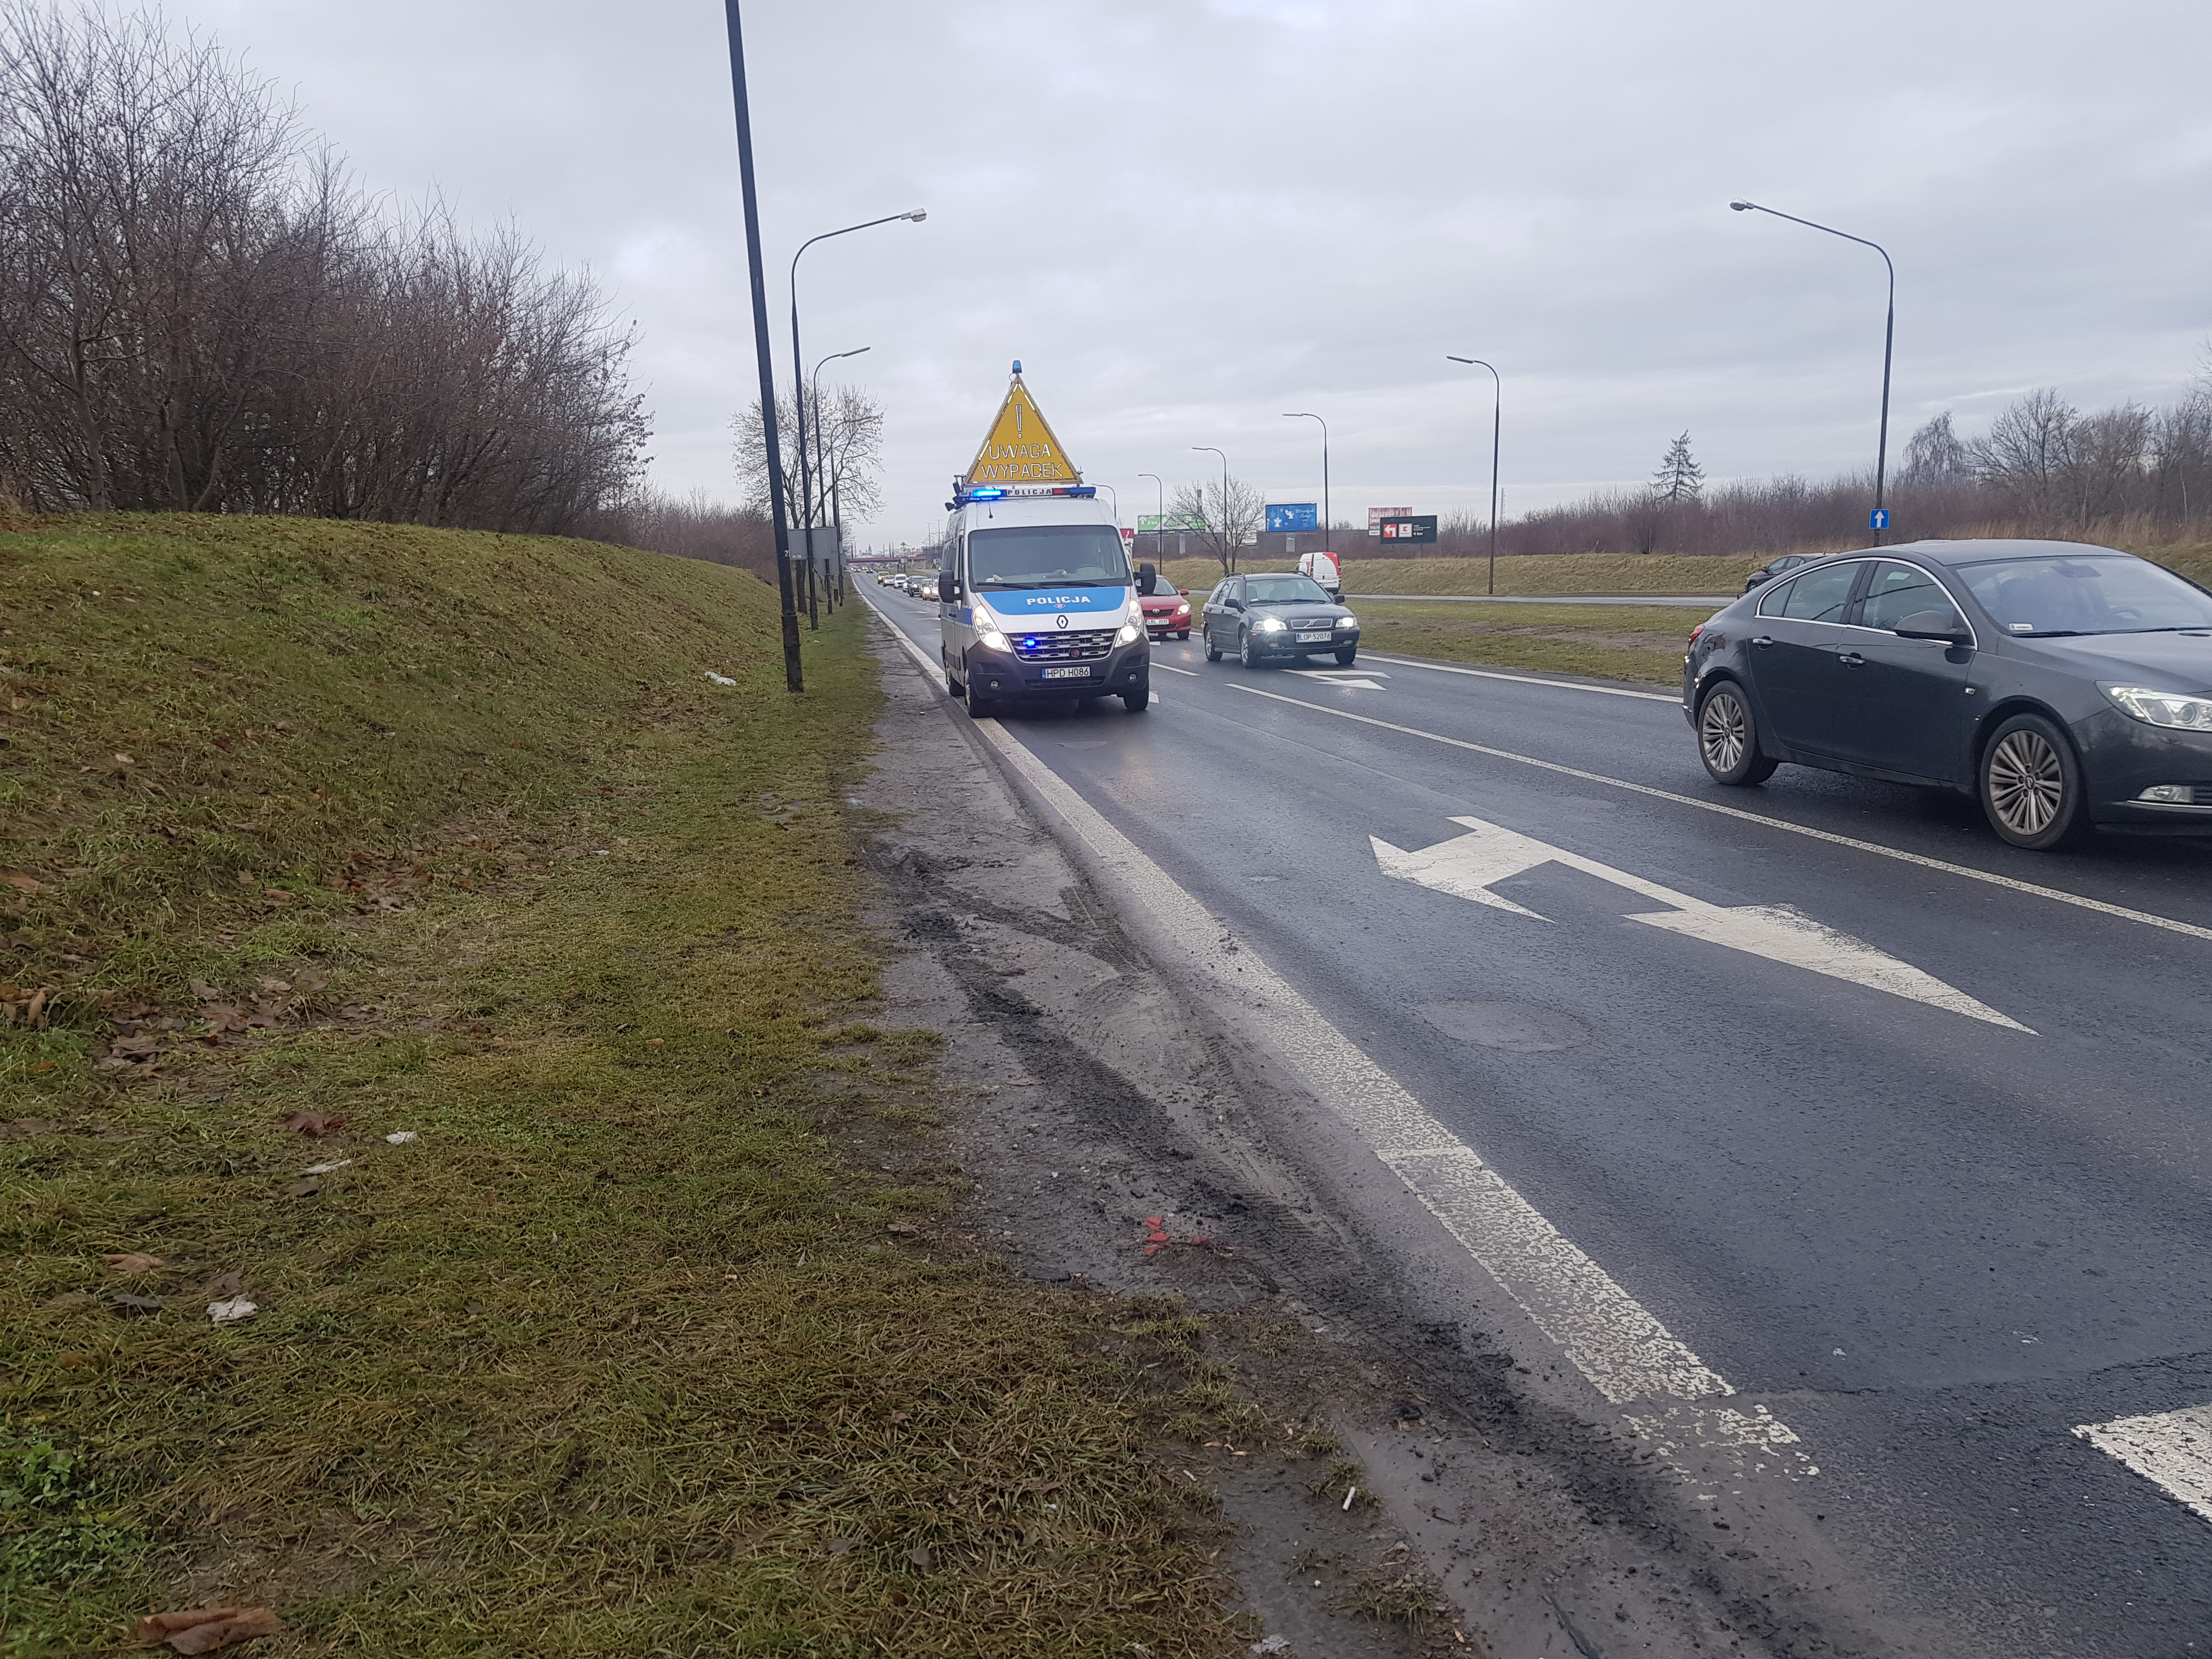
[1979,713,2090,849]
[1696,683,1776,786]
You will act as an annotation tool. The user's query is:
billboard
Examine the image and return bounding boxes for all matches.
[1265,503,1318,534]
[1138,512,1206,533]
[1367,506,1412,537]
[1378,516,1438,544]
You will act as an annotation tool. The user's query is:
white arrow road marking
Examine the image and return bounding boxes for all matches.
[1287,669,1387,690]
[2076,1404,2212,1526]
[1374,815,2033,1032]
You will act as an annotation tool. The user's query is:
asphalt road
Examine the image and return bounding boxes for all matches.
[1345,590,1736,607]
[866,584,2212,1654]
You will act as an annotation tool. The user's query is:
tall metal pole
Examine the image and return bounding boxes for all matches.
[1445,357,1502,594]
[720,0,802,693]
[1283,413,1330,552]
[789,210,924,632]
[1729,200,1895,545]
[811,345,870,614]
[1193,446,1230,572]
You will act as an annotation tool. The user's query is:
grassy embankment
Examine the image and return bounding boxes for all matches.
[1,516,1247,1657]
[1146,542,2212,687]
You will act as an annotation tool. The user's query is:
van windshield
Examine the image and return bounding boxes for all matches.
[969,525,1130,589]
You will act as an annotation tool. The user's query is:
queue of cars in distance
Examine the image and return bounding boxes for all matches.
[1684,538,2212,850]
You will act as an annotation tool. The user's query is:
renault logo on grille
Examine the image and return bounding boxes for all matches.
[1055,614,1069,629]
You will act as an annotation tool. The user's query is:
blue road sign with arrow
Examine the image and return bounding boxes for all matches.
[1870,508,1890,531]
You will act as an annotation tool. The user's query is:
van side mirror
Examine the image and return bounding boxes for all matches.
[1894,609,1971,645]
[941,572,961,602]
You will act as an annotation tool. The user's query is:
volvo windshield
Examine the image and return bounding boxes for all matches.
[968,525,1130,589]
[1955,554,2212,637]
[1245,574,1334,605]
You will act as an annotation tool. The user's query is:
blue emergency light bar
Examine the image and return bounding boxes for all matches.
[948,483,1096,506]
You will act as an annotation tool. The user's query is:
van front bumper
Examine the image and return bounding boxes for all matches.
[964,637,1150,701]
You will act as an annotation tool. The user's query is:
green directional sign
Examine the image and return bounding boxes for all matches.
[1138,512,1207,533]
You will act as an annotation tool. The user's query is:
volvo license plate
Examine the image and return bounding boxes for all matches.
[1296,630,1332,643]
[1042,665,1092,679]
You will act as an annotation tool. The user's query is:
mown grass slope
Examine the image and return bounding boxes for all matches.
[2,516,1239,1657]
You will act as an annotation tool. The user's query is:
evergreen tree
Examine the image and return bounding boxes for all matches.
[1650,432,1705,504]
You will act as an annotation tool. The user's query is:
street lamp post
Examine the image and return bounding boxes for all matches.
[1192,446,1231,572]
[1137,472,1163,562]
[791,209,924,630]
[1729,199,1895,545]
[719,0,803,692]
[1444,357,1502,595]
[1282,412,1330,554]
[811,346,870,612]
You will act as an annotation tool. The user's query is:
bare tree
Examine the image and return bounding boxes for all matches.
[732,383,884,529]
[1170,474,1265,575]
[1968,388,2076,524]
[1901,411,1969,482]
[0,3,648,531]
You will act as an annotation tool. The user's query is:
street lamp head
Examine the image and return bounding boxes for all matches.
[1729,200,1753,212]
[904,208,928,222]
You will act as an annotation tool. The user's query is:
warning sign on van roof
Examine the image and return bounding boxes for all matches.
[965,374,1080,487]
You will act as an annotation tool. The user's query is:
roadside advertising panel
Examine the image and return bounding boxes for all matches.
[1266,503,1319,534]
[1378,516,1438,544]
[1367,506,1413,537]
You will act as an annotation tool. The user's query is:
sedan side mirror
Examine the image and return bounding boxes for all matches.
[1894,609,1971,646]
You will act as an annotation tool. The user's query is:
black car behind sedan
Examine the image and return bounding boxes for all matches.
[1200,572,1360,668]
[1683,539,2212,849]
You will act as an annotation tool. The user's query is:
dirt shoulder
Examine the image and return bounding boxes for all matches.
[855,615,1859,1659]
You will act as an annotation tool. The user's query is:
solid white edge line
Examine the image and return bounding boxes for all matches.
[2075,1404,2212,1526]
[1358,652,1679,703]
[1228,682,2212,946]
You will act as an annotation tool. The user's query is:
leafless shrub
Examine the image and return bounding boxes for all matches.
[0,3,646,531]
[582,487,775,584]
[1170,473,1266,575]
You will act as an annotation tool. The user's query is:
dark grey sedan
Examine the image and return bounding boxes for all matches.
[1682,539,2212,849]
[1200,572,1360,668]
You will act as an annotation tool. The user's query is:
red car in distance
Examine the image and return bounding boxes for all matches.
[1137,568,1193,639]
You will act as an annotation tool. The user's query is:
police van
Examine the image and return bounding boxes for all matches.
[937,366,1149,718]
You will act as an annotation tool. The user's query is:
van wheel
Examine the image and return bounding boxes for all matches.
[1122,689,1149,713]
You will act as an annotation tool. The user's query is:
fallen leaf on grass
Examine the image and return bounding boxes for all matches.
[907,1547,933,1568]
[276,1111,345,1136]
[303,1158,353,1175]
[189,979,220,1002]
[199,1271,245,1298]
[106,1294,162,1316]
[208,1297,258,1326]
[886,1222,919,1237]
[101,1252,165,1273]
[825,1536,857,1555]
[281,1176,321,1198]
[384,1130,419,1144]
[132,1604,283,1652]
[1,871,40,893]
[202,1005,251,1034]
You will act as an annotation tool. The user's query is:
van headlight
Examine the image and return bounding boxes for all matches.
[2104,685,2212,730]
[1116,621,1141,644]
[1256,615,1285,634]
[977,625,1008,651]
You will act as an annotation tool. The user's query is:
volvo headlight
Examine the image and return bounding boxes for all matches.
[1256,615,1285,634]
[1338,613,1358,630]
[2103,685,2212,730]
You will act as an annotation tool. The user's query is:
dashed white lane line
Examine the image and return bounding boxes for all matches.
[1229,681,2212,946]
[1359,652,1680,703]
[2076,1404,2212,1526]
[1156,663,1199,676]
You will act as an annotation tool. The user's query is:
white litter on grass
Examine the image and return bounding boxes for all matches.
[705,672,737,686]
[1251,1637,1293,1655]
[208,1297,258,1325]
[1341,1485,1356,1511]
[385,1131,419,1144]
[303,1158,353,1175]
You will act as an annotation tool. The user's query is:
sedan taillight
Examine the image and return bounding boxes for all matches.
[1687,624,1705,648]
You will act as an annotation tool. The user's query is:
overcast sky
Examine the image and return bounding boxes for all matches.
[177,0,2212,547]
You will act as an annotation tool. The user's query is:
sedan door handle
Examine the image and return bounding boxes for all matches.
[1752,635,1774,649]
[1838,651,1866,667]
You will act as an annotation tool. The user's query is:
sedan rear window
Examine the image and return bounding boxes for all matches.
[1954,554,2212,636]
[1759,560,1858,622]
